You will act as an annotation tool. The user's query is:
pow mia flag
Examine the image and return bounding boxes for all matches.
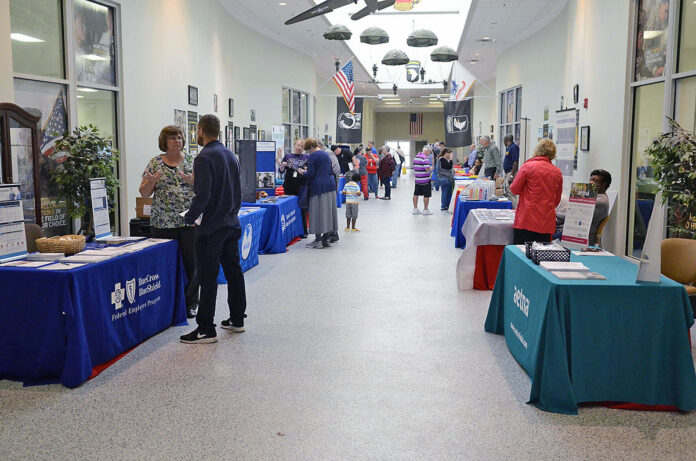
[336,97,363,144]
[444,99,472,147]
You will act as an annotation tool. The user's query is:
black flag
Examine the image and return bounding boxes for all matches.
[444,100,472,147]
[336,97,363,144]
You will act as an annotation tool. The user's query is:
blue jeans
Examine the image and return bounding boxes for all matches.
[392,163,402,187]
[439,178,453,210]
[367,173,378,198]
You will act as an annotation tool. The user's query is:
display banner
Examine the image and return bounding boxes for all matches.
[561,182,597,249]
[0,184,28,263]
[444,99,472,147]
[554,109,577,193]
[256,141,276,195]
[336,97,363,144]
[272,125,285,156]
[90,178,111,239]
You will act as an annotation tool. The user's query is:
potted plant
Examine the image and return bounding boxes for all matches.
[51,125,120,235]
[645,118,696,237]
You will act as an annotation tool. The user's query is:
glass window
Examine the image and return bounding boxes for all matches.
[675,76,696,132]
[282,88,290,124]
[0,115,4,180]
[77,88,117,145]
[635,0,671,81]
[302,126,309,139]
[677,0,696,72]
[283,123,291,154]
[10,0,64,79]
[301,93,308,125]
[627,83,665,257]
[74,0,116,86]
[292,91,301,124]
[9,118,37,222]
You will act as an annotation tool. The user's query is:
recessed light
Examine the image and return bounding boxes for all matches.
[475,53,480,56]
[278,2,287,5]
[10,33,45,43]
[478,37,495,42]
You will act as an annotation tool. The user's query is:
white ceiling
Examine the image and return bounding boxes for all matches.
[219,0,568,109]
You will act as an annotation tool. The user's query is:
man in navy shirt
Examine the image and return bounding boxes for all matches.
[180,114,247,344]
[502,134,520,175]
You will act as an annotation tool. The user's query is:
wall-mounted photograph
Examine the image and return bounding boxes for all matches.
[188,85,198,106]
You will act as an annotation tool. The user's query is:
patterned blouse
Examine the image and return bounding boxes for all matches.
[143,154,195,229]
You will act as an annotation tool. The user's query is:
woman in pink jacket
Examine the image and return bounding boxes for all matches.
[510,139,563,244]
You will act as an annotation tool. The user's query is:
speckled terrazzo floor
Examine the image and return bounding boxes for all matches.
[1,176,695,461]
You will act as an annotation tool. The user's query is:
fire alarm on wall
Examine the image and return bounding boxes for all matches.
[583,98,588,109]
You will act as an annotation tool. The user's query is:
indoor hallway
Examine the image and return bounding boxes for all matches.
[1,175,695,460]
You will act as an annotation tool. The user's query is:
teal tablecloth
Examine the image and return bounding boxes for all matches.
[485,246,696,414]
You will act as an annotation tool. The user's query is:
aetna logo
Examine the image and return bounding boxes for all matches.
[513,286,529,317]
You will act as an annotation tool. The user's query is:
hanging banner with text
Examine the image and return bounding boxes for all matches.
[444,99,472,148]
[336,97,363,144]
[554,109,578,193]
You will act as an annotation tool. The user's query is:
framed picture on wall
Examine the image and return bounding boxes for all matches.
[243,127,250,140]
[580,126,590,151]
[188,85,198,106]
[228,98,234,117]
[214,94,218,113]
[234,126,240,142]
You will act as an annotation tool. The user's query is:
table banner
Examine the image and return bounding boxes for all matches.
[243,196,303,254]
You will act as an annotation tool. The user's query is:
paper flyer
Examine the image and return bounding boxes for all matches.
[561,182,597,250]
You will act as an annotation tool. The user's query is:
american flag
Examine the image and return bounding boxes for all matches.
[333,60,355,114]
[40,91,68,157]
[409,113,423,137]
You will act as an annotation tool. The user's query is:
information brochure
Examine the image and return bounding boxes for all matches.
[0,184,28,263]
[90,178,112,240]
[561,182,597,250]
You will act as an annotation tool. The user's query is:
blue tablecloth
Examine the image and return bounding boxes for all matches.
[451,199,513,248]
[217,207,265,283]
[484,246,696,414]
[242,196,303,254]
[0,240,187,388]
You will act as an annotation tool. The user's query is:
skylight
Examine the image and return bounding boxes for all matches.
[317,0,471,90]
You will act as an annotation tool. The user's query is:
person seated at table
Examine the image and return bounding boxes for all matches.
[140,125,198,319]
[510,139,563,244]
[471,158,483,176]
[555,169,612,246]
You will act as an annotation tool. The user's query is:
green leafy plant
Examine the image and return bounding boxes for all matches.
[645,118,696,234]
[51,125,120,235]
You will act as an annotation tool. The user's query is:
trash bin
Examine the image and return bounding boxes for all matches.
[129,218,152,237]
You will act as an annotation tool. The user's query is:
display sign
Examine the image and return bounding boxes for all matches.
[256,142,276,195]
[554,109,578,193]
[272,125,285,156]
[90,178,111,240]
[0,184,28,263]
[560,182,597,249]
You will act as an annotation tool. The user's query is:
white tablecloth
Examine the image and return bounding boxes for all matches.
[456,208,516,290]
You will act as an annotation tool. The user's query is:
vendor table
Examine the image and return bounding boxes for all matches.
[242,196,303,254]
[0,240,187,388]
[217,207,266,283]
[484,246,696,414]
[451,198,513,248]
[456,208,515,290]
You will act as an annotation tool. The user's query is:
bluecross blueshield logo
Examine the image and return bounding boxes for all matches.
[241,223,253,259]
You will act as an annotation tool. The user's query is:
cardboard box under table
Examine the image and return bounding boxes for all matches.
[484,245,696,414]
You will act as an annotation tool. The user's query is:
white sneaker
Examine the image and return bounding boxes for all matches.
[412,208,422,215]
[422,209,433,215]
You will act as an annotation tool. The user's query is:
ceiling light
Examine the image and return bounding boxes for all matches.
[77,88,98,93]
[10,33,45,43]
[84,54,108,61]
[278,2,287,5]
[478,37,495,42]
[475,52,480,56]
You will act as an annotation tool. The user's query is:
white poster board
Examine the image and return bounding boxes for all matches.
[560,182,597,250]
[0,184,28,262]
[272,125,285,156]
[554,109,577,194]
[90,178,111,240]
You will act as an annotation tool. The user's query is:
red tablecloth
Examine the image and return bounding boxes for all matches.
[473,245,506,290]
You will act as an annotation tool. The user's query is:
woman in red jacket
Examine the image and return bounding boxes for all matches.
[510,139,563,244]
